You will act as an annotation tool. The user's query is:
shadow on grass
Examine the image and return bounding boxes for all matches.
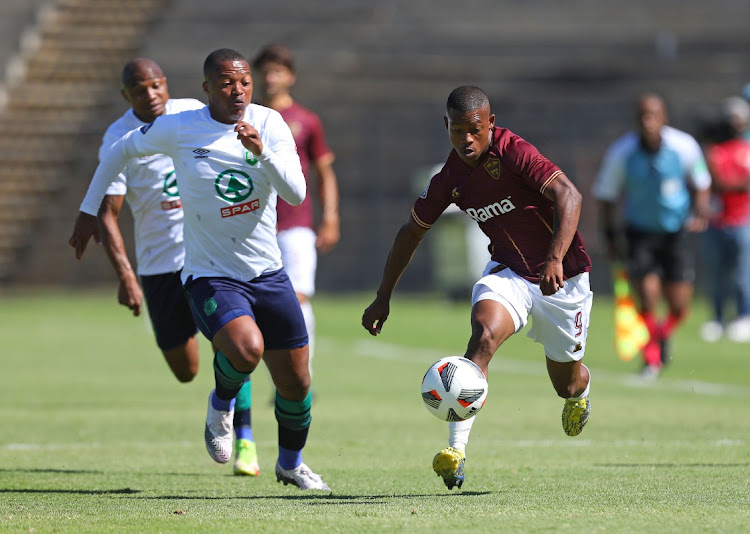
[0,488,140,495]
[0,467,210,477]
[133,491,492,502]
[0,468,104,474]
[596,463,750,468]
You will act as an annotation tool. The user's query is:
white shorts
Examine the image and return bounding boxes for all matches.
[471,262,593,362]
[277,226,317,297]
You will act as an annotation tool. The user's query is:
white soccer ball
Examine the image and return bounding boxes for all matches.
[421,356,488,421]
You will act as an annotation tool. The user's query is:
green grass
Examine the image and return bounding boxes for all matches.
[1,289,749,533]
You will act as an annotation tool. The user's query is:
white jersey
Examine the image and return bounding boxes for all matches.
[81,104,306,283]
[101,98,204,275]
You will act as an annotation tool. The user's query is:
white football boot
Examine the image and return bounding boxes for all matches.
[275,462,330,490]
[204,391,234,464]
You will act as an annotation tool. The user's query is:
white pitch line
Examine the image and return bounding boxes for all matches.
[339,338,750,398]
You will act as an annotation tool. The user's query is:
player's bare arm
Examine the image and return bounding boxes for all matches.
[362,216,429,335]
[235,121,263,155]
[539,172,583,296]
[313,156,340,253]
[598,200,620,262]
[686,186,711,232]
[98,194,142,316]
[68,211,101,260]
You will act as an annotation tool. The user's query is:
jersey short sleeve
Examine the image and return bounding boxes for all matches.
[592,133,634,202]
[412,165,452,228]
[667,127,711,190]
[501,133,562,194]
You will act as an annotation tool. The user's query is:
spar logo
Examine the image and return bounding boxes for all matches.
[215,169,253,202]
[215,169,259,218]
[465,197,516,222]
[221,198,260,218]
[160,170,182,210]
[163,170,178,197]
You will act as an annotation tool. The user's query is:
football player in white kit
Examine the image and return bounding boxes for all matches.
[69,49,329,490]
[92,58,259,477]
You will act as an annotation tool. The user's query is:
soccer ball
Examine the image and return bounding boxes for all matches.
[421,356,488,421]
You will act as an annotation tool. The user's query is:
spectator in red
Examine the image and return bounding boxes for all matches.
[700,96,750,342]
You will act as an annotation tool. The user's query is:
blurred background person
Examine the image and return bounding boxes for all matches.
[593,93,712,379]
[252,44,340,381]
[699,96,750,342]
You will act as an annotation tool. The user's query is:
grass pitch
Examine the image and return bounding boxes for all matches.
[1,289,749,533]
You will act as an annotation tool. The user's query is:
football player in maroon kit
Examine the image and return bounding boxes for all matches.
[362,86,593,490]
[252,44,340,380]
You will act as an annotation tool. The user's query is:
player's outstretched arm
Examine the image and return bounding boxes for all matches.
[71,137,139,260]
[598,200,620,262]
[313,156,340,253]
[98,195,142,316]
[362,216,428,335]
[539,172,582,296]
[68,211,101,260]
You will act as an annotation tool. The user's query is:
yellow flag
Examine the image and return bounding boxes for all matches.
[613,264,650,361]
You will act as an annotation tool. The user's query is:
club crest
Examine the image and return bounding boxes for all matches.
[483,157,501,180]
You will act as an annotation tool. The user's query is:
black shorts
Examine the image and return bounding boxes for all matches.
[625,227,695,283]
[141,271,198,351]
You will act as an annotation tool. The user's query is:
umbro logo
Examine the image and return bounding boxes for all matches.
[193,148,210,158]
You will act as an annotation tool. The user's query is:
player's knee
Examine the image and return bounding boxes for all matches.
[291,372,312,398]
[229,336,264,371]
[275,369,311,401]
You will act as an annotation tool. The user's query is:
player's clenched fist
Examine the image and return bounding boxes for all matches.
[362,296,390,336]
[235,121,262,156]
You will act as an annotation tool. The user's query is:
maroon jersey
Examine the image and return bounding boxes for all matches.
[412,127,591,283]
[276,101,333,231]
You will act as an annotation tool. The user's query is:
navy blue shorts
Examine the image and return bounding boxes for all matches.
[183,268,308,350]
[140,271,199,351]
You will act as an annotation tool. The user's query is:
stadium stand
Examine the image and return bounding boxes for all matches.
[0,0,167,284]
[1,0,749,291]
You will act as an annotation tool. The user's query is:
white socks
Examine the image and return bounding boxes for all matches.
[567,364,590,401]
[448,417,476,454]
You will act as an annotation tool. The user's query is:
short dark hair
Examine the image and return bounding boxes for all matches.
[446,86,490,114]
[252,43,295,73]
[203,48,249,79]
[122,58,163,88]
